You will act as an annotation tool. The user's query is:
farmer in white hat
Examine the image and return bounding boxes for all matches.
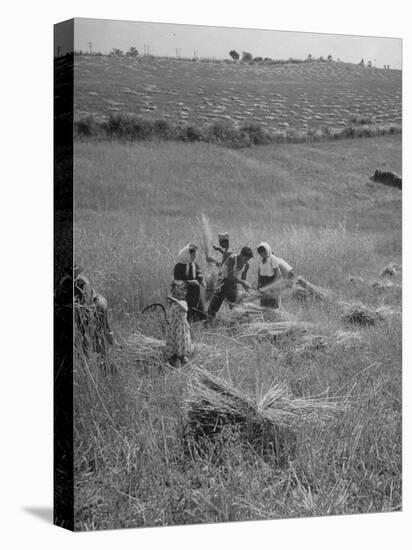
[173,243,206,322]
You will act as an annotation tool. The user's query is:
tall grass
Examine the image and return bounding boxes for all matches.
[74,137,401,316]
[74,307,401,528]
[73,137,401,529]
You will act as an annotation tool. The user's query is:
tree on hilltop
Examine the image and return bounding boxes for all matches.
[241,51,253,62]
[110,48,123,56]
[126,46,139,57]
[359,58,365,66]
[229,50,240,61]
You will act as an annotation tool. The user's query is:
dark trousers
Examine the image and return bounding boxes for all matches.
[258,275,280,308]
[186,285,206,322]
[207,279,238,318]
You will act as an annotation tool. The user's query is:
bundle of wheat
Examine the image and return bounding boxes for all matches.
[339,302,382,326]
[185,367,344,457]
[292,276,332,302]
[375,305,402,320]
[114,332,166,365]
[340,301,401,326]
[219,303,295,330]
[294,334,329,355]
[113,331,225,370]
[259,278,294,298]
[371,279,402,291]
[235,288,263,304]
[348,275,401,291]
[294,330,362,356]
[75,302,111,357]
[237,279,293,306]
[238,320,312,339]
[380,263,401,278]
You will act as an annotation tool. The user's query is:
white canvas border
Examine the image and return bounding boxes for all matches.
[1,1,409,548]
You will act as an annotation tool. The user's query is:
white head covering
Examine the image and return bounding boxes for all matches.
[177,244,195,263]
[257,242,278,277]
[257,242,272,257]
[176,243,197,278]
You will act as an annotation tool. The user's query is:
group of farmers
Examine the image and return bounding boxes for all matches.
[170,232,295,326]
[163,232,295,365]
[61,232,295,368]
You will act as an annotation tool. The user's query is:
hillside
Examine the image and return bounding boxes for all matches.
[74,55,401,135]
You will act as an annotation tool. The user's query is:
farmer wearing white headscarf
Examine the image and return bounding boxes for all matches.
[173,243,206,322]
[257,242,294,308]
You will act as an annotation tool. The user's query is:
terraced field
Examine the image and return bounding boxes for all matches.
[74,55,402,134]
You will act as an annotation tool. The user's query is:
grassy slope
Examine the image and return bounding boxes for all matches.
[75,135,401,314]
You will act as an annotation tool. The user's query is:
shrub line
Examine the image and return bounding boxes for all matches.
[73,114,402,148]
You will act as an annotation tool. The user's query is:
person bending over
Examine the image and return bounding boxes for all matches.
[206,246,254,322]
[257,242,294,308]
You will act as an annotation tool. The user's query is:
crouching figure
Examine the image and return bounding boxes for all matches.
[73,266,114,357]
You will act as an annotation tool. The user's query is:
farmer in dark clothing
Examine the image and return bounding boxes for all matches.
[173,243,206,323]
[206,246,254,322]
[206,232,232,270]
[205,232,232,301]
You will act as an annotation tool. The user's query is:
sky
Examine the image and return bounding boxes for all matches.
[56,17,403,69]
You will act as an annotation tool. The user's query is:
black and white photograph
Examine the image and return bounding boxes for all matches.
[3,1,410,547]
[53,16,403,531]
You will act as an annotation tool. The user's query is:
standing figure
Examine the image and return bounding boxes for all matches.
[164,281,193,366]
[173,243,206,322]
[205,232,232,301]
[257,242,294,308]
[207,232,232,270]
[206,246,254,322]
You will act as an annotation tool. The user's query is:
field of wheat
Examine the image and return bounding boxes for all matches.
[74,56,401,135]
[72,131,401,529]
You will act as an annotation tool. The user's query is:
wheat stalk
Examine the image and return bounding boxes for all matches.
[200,212,213,260]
